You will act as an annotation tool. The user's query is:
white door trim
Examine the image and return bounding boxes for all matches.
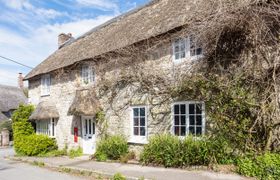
[81,116,96,154]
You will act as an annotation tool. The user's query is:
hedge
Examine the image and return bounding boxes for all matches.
[95,135,128,161]
[237,153,280,180]
[140,134,233,167]
[12,104,57,156]
[14,134,57,156]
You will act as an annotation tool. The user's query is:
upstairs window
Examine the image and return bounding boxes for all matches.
[81,65,95,85]
[173,38,186,61]
[172,36,203,62]
[173,102,205,137]
[41,74,51,96]
[190,35,203,57]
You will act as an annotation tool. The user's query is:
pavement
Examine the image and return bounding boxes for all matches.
[0,147,85,180]
[1,147,249,180]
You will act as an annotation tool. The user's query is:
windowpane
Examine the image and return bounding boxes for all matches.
[189,126,195,135]
[197,48,202,55]
[140,108,145,116]
[189,104,195,114]
[180,104,186,114]
[133,108,139,116]
[134,118,139,126]
[196,104,202,114]
[132,107,147,137]
[181,115,186,125]
[140,127,145,136]
[181,126,186,136]
[174,115,180,125]
[134,127,139,136]
[140,117,145,126]
[174,105,179,114]
[196,115,202,125]
[89,119,92,134]
[175,45,180,52]
[180,52,186,58]
[190,49,196,56]
[189,115,195,126]
[85,120,88,134]
[196,127,202,135]
[180,43,185,51]
[174,126,180,136]
[175,53,180,60]
[173,38,186,61]
[174,102,205,137]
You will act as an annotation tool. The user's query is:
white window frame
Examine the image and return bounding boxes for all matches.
[129,106,148,144]
[81,64,95,85]
[172,36,203,63]
[171,101,205,137]
[36,118,56,138]
[41,74,51,96]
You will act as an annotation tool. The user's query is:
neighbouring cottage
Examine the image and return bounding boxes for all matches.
[25,0,280,154]
[0,76,27,122]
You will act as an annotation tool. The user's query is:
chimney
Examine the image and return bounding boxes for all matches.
[58,33,72,48]
[18,73,24,89]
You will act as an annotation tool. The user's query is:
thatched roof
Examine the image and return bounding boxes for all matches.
[29,101,59,120]
[68,89,101,116]
[25,0,192,80]
[0,85,27,112]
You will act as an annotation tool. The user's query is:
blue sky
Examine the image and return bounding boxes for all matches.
[0,0,149,86]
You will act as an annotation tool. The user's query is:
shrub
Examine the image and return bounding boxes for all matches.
[237,153,280,179]
[140,134,233,167]
[140,134,181,167]
[69,147,83,159]
[112,173,126,180]
[12,104,34,123]
[95,135,128,160]
[95,151,108,161]
[15,134,57,156]
[12,105,35,138]
[11,104,58,156]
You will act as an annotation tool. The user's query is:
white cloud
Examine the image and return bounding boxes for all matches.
[2,0,32,10]
[0,15,115,86]
[1,0,65,19]
[0,68,27,87]
[76,0,119,12]
[0,0,119,86]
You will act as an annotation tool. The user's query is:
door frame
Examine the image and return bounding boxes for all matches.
[81,116,96,154]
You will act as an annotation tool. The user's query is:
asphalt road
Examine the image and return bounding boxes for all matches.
[0,148,84,180]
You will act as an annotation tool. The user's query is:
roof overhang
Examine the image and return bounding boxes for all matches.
[68,88,101,116]
[29,101,59,120]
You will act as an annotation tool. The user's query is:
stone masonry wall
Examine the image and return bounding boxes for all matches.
[28,38,197,151]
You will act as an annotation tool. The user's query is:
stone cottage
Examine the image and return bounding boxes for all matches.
[25,0,206,154]
[0,81,27,122]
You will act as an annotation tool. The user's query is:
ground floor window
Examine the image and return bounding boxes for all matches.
[173,102,205,136]
[36,118,56,137]
[130,106,147,143]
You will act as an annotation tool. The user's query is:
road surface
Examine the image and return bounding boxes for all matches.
[0,148,85,180]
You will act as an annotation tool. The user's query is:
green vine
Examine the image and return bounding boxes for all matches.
[96,110,109,139]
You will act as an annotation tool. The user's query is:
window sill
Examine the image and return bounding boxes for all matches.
[79,83,95,90]
[128,138,148,145]
[40,94,50,97]
[173,55,204,64]
[190,55,204,61]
